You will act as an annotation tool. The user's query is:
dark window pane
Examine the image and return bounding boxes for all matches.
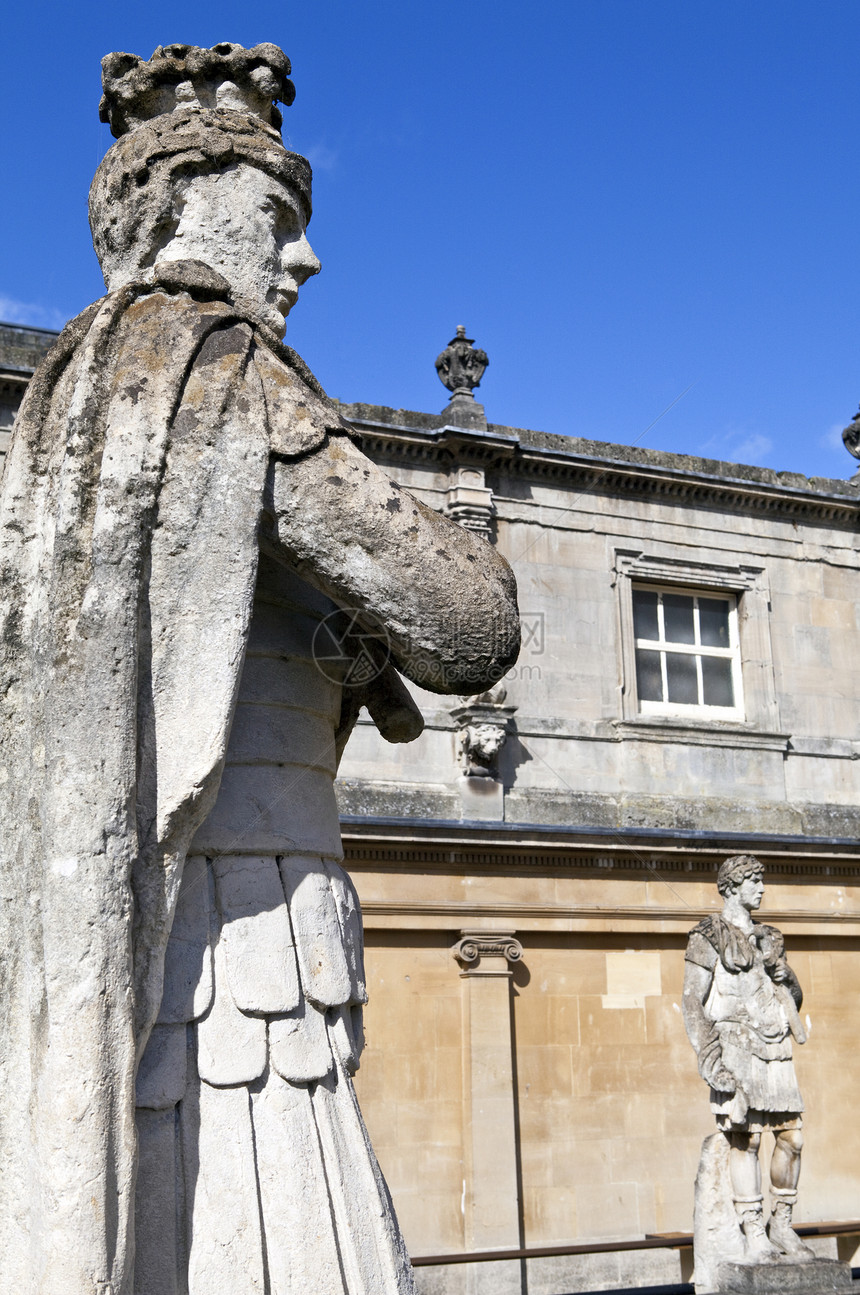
[635,648,663,702]
[701,655,735,707]
[632,588,659,641]
[665,652,698,704]
[663,593,695,644]
[699,597,731,647]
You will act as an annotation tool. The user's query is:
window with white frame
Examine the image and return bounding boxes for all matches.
[631,585,744,719]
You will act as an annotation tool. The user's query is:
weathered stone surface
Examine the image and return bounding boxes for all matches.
[135,1023,187,1109]
[718,1258,853,1293]
[213,854,301,1014]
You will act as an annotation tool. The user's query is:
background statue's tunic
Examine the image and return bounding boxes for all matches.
[685,916,804,1130]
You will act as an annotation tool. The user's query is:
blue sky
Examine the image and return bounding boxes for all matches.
[3,1,860,480]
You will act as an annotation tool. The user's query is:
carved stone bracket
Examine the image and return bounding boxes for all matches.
[450,685,517,778]
[452,929,523,973]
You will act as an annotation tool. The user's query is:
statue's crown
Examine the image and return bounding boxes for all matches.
[99,42,296,139]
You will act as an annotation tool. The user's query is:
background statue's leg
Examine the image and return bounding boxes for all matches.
[768,1130,814,1258]
[729,1132,777,1260]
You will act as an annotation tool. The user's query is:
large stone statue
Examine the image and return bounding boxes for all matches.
[682,855,822,1291]
[0,43,519,1294]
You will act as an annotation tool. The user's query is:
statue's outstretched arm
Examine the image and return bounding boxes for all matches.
[264,432,520,694]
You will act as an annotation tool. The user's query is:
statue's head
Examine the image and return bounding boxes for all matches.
[89,43,319,337]
[716,853,765,902]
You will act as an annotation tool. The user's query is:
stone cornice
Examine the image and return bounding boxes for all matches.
[345,417,860,527]
[340,816,860,878]
[364,899,860,930]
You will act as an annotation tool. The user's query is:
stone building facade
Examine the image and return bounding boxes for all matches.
[4,321,860,1293]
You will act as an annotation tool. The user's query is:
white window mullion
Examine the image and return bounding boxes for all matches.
[632,583,744,721]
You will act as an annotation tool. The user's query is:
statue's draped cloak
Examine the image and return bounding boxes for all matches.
[0,275,345,1294]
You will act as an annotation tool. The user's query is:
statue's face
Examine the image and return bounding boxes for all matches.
[735,872,765,911]
[156,163,320,336]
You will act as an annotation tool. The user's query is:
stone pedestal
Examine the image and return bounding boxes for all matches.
[693,1131,746,1291]
[457,774,504,821]
[718,1258,853,1294]
[440,392,488,431]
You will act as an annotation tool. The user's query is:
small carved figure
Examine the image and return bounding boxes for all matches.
[683,856,813,1264]
[460,721,508,776]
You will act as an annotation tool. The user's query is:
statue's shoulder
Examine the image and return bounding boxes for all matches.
[689,914,720,943]
[685,915,720,969]
[250,328,360,461]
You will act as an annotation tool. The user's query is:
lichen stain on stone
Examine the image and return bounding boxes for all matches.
[384,496,401,513]
[123,380,148,405]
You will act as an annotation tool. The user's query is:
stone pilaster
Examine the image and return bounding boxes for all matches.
[452,931,524,1295]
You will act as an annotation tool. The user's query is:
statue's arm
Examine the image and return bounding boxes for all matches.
[760,924,804,1009]
[264,432,520,694]
[773,960,803,1009]
[682,956,736,1092]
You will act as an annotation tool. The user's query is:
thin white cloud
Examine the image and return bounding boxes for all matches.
[0,295,69,331]
[302,142,338,174]
[820,420,848,452]
[729,432,773,464]
[700,427,774,465]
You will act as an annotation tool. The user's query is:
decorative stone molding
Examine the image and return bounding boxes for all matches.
[452,930,523,969]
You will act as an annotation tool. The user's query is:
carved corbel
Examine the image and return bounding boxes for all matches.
[450,684,517,778]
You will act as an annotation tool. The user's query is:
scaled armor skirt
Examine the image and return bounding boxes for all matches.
[134,852,413,1294]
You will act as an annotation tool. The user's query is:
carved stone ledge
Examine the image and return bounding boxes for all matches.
[452,929,523,973]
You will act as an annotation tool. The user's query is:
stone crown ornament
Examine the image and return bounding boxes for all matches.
[99,41,296,138]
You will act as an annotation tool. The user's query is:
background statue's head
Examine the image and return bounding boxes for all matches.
[89,43,319,336]
[717,853,765,899]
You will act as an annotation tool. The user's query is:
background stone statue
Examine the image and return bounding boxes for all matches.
[682,855,815,1290]
[0,42,520,1294]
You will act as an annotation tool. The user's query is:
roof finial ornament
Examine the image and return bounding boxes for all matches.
[842,403,860,469]
[435,326,489,431]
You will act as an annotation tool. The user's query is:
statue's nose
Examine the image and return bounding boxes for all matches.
[287,235,321,284]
